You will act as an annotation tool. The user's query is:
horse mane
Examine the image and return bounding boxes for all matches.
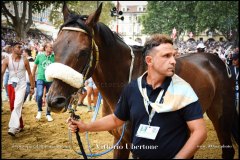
[95,22,126,47]
[95,22,144,53]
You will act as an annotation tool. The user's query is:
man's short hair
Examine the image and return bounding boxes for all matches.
[142,34,173,57]
[10,41,22,47]
[23,48,32,56]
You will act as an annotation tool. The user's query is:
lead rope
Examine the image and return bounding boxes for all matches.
[68,93,88,159]
[69,108,88,159]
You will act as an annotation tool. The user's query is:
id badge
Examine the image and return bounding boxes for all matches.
[136,124,160,140]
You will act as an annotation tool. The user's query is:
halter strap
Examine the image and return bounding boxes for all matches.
[62,27,88,34]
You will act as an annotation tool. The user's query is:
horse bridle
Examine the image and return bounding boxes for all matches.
[58,26,99,106]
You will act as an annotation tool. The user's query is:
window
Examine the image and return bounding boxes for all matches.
[137,7,142,12]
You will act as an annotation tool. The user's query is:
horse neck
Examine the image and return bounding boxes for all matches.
[93,34,129,86]
[92,33,145,108]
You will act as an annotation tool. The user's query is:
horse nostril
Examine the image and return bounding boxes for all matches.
[51,96,67,107]
[56,97,66,104]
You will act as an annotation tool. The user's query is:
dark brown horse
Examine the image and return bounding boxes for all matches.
[46,3,238,159]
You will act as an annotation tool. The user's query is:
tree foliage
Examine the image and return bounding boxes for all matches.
[141,1,239,41]
[49,1,114,28]
[194,1,238,40]
[1,1,59,41]
[142,1,197,36]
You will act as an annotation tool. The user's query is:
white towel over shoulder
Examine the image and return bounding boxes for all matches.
[137,73,198,113]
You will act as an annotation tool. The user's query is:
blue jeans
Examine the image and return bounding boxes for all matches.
[36,80,52,115]
[3,72,9,97]
[24,82,31,102]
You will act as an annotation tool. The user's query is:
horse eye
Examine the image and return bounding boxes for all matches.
[78,50,89,59]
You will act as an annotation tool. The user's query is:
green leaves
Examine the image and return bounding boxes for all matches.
[142,1,197,36]
[142,1,238,40]
[195,1,238,39]
[49,1,114,28]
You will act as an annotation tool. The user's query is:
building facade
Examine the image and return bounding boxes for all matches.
[109,1,148,45]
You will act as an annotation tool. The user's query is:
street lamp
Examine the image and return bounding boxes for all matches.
[110,4,124,33]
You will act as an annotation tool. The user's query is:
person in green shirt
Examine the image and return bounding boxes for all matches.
[32,42,55,122]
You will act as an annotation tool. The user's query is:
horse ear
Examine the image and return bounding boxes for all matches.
[85,2,103,27]
[62,1,70,22]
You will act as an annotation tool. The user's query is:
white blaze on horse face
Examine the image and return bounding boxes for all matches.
[45,62,83,88]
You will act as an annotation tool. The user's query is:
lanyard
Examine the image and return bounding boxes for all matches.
[142,87,164,125]
[11,56,20,77]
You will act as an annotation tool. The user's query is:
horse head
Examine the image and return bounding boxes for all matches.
[46,3,102,113]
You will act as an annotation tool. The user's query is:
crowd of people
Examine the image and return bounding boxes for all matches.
[1,27,53,48]
[177,39,237,60]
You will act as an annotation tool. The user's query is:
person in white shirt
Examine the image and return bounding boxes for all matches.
[1,42,35,136]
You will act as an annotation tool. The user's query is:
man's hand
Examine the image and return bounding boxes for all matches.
[30,88,34,95]
[66,117,88,133]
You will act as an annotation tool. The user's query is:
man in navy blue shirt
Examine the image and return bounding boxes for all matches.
[67,34,207,158]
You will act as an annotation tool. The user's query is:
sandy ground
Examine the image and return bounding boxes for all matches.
[1,100,239,159]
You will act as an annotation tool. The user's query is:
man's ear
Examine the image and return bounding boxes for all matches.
[145,55,153,66]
